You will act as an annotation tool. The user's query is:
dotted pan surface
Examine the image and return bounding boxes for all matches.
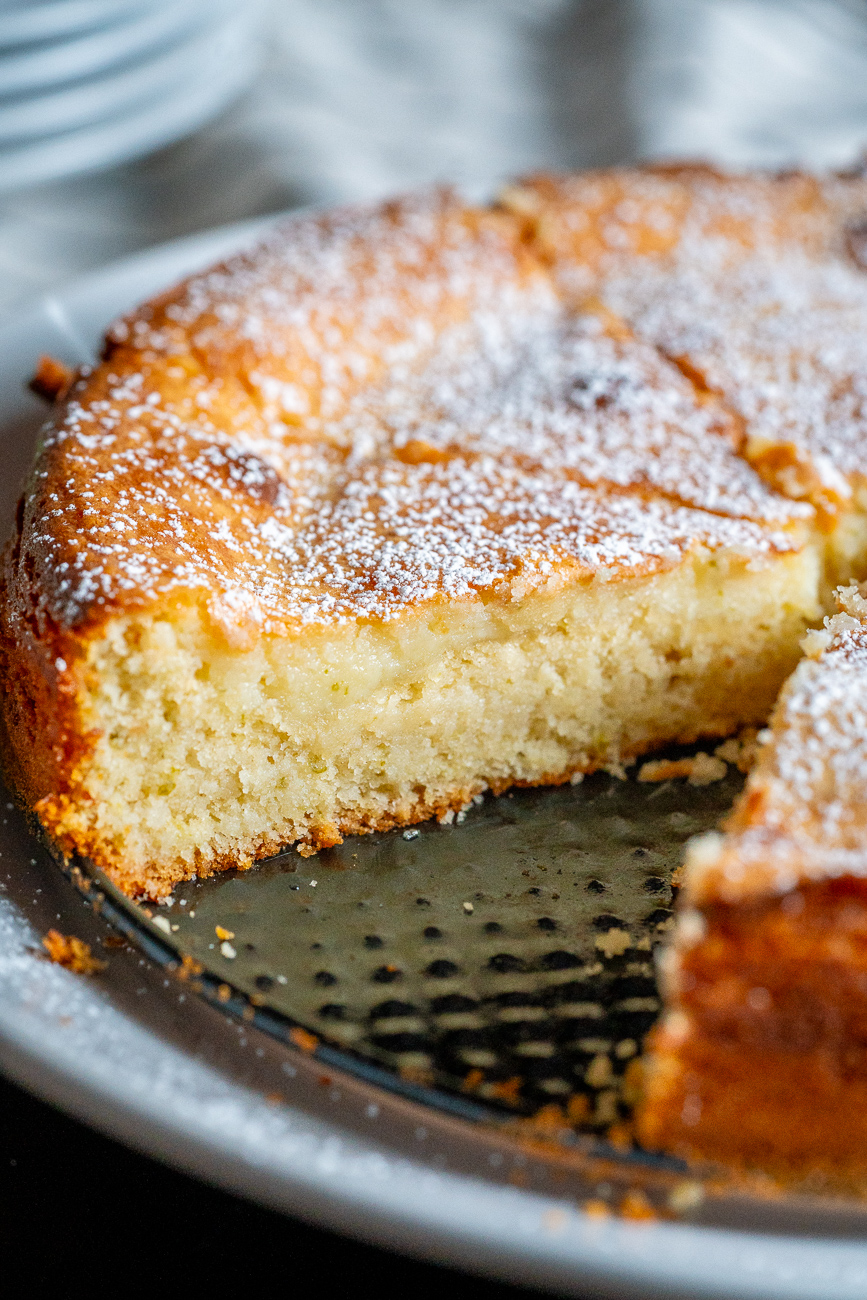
[142,764,744,1129]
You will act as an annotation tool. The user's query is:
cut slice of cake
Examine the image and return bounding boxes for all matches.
[637,586,867,1193]
[504,164,867,594]
[0,186,816,899]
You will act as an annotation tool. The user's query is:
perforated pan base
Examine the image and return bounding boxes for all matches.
[62,759,744,1147]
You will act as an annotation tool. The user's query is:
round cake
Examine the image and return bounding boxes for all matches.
[6,163,867,1189]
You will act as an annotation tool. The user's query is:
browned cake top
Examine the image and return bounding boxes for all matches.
[16,187,805,641]
[513,165,867,506]
[688,590,867,904]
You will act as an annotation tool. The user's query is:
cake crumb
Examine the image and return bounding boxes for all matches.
[42,929,105,975]
[215,925,235,940]
[638,752,727,785]
[289,1026,319,1053]
[714,727,761,773]
[29,354,74,403]
[619,1189,656,1221]
[595,927,631,958]
[566,1093,590,1124]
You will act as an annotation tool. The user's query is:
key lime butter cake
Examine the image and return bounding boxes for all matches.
[6,165,867,1188]
[0,183,820,901]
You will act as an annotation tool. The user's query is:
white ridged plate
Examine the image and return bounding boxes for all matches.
[0,9,249,146]
[0,0,223,94]
[0,10,258,191]
[0,2,165,49]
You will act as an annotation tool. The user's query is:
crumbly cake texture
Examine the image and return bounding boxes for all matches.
[3,185,820,899]
[638,587,867,1191]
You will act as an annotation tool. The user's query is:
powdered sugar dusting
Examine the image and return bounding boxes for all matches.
[18,188,803,635]
[694,602,867,900]
[343,311,806,523]
[531,167,867,490]
[605,254,867,487]
[757,611,867,844]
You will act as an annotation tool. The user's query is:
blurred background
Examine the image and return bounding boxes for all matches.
[2,0,867,316]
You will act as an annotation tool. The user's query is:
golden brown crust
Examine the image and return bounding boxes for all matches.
[638,877,867,1194]
[15,186,800,642]
[504,163,867,284]
[637,591,867,1185]
[0,518,89,828]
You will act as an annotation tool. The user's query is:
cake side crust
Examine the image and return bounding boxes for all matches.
[638,875,867,1194]
[637,590,867,1187]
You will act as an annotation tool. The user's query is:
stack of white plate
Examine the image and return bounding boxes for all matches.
[0,0,261,192]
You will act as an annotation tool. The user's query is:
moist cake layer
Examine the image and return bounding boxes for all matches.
[1,185,818,897]
[13,541,815,899]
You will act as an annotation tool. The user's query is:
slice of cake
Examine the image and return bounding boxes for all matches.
[504,164,867,593]
[638,586,867,1193]
[0,186,815,899]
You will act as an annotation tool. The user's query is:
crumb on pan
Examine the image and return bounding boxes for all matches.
[638,752,727,785]
[41,928,106,975]
[29,355,74,404]
[714,727,762,773]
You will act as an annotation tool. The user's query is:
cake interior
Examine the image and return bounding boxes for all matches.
[40,544,818,899]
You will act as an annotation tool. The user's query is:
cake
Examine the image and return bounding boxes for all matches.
[1,185,817,899]
[7,164,867,1187]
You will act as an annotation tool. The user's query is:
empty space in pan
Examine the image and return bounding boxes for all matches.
[127,759,744,1132]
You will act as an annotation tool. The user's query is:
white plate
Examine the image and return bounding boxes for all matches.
[0,1,162,50]
[0,11,258,191]
[2,220,867,1300]
[0,10,252,146]
[0,0,224,96]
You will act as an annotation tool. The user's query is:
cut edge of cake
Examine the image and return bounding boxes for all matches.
[1,532,818,900]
